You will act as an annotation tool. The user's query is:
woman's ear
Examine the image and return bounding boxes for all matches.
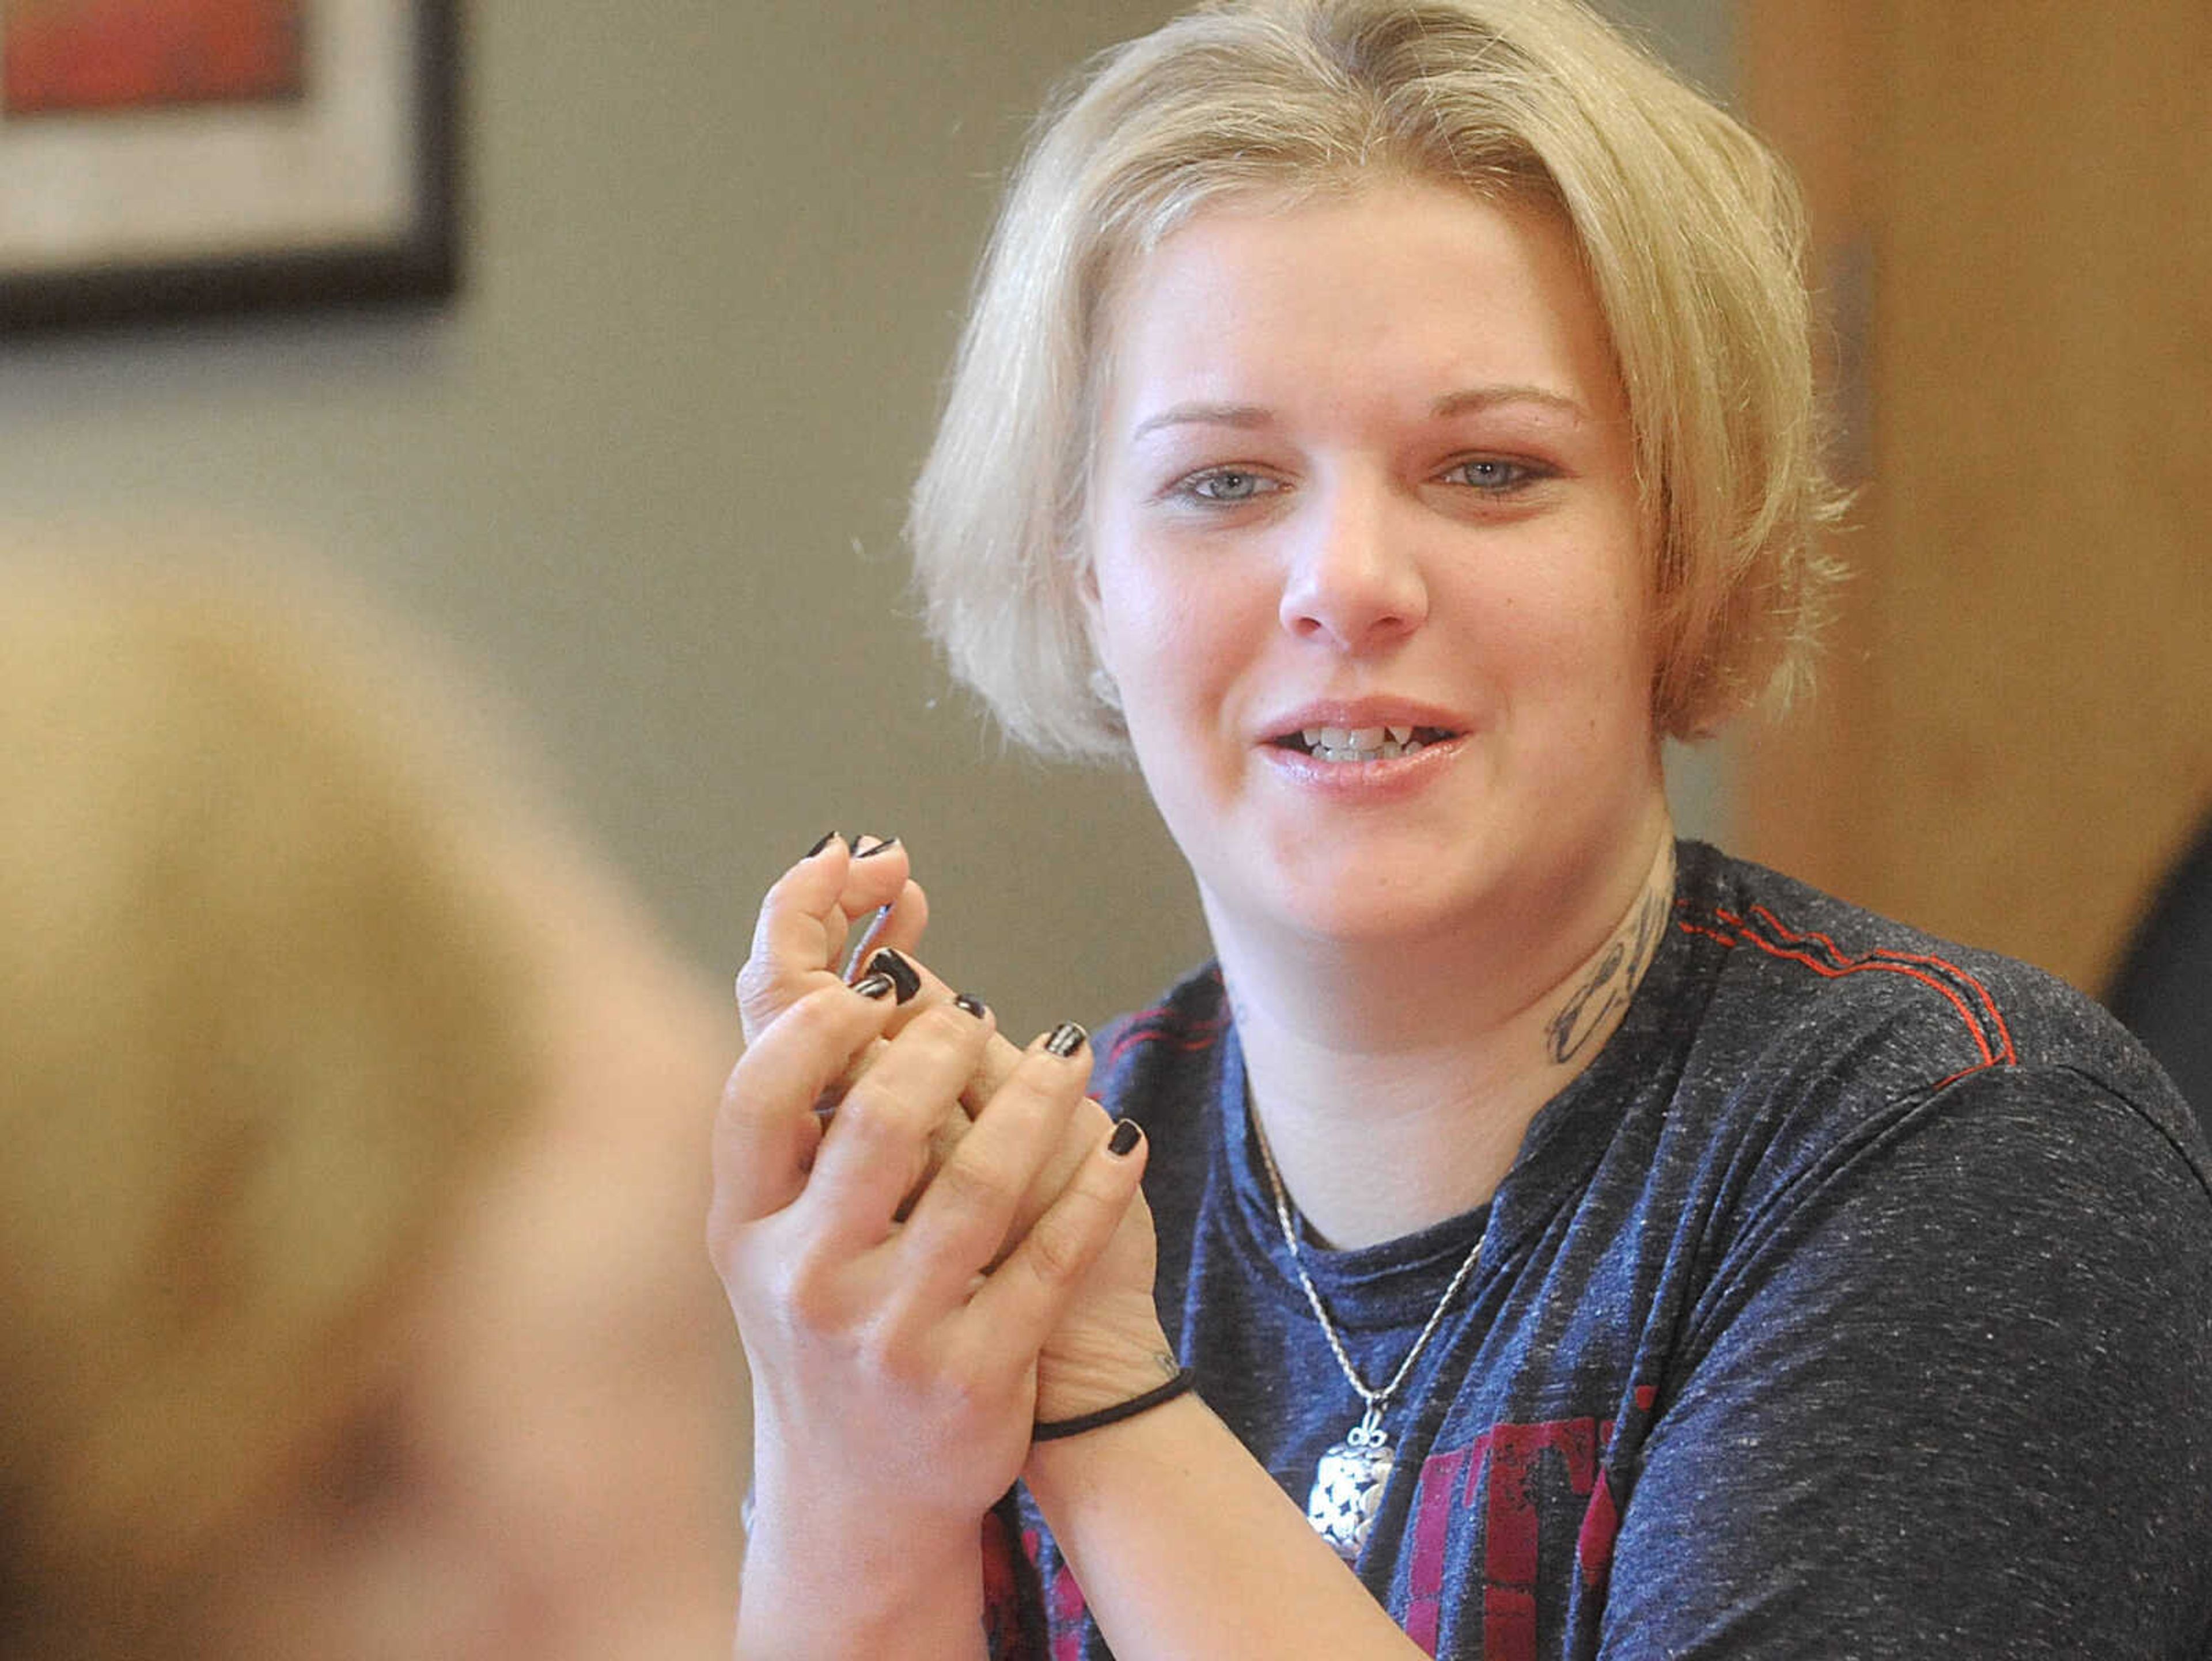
[1087,661,1123,713]
[1076,567,1123,713]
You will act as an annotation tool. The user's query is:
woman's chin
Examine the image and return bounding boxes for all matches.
[1207,869,1490,955]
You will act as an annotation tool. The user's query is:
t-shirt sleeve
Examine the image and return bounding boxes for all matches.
[1598,1064,2212,1657]
[982,1492,1047,1660]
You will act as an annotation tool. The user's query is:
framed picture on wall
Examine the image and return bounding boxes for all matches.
[0,0,458,332]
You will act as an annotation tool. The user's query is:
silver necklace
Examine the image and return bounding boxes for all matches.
[1252,1114,1484,1561]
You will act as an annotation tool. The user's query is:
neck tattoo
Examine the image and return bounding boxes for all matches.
[1252,1110,1485,1561]
[1544,850,1676,1065]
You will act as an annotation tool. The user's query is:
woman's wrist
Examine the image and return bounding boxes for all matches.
[738,1504,989,1661]
[1032,1325,1181,1425]
[1035,1366,1196,1440]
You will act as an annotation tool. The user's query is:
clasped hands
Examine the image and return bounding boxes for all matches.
[710,834,1172,1571]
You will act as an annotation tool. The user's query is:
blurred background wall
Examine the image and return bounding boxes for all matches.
[2,0,2199,1032]
[1736,0,2212,999]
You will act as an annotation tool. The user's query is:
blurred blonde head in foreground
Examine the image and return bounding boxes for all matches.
[0,555,742,1660]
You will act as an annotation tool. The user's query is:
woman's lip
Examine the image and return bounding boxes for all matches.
[1257,731,1463,792]
[1257,700,1467,738]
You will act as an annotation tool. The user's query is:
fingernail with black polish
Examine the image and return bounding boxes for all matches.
[953,992,988,1019]
[866,947,921,1005]
[854,835,902,859]
[850,972,896,1000]
[1108,1118,1142,1157]
[1043,1020,1088,1059]
[805,830,842,859]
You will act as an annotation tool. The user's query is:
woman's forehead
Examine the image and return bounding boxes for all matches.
[1090,180,1619,438]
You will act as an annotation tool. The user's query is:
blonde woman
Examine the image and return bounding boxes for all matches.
[713,2,2212,1655]
[0,564,741,1660]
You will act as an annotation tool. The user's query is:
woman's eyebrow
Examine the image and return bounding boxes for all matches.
[1128,402,1272,445]
[1430,385,1589,422]
[1127,386,1589,446]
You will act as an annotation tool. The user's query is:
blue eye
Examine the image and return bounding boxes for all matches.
[1443,457,1533,491]
[1181,468,1277,503]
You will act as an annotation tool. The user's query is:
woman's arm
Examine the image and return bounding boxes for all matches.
[1599,1065,2212,1656]
[1024,1395,1432,1660]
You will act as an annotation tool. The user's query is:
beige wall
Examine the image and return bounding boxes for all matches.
[0,0,1730,1034]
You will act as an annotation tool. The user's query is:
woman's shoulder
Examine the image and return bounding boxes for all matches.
[1086,964,1237,1241]
[1663,839,2210,1205]
[1091,960,1233,1109]
[1674,840,2178,1103]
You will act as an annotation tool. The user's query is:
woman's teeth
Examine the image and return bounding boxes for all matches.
[1298,724,1429,763]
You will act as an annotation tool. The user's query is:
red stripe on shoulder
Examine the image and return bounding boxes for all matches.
[1103,966,1230,1068]
[1104,1006,1229,1067]
[1674,901,2017,1076]
[1744,905,2017,1065]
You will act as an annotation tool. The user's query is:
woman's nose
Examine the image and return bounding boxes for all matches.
[1277,479,1429,653]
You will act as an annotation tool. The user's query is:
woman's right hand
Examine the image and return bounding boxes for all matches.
[710,973,1147,1655]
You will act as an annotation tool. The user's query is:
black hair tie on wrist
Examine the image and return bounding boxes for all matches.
[1032,1367,1198,1442]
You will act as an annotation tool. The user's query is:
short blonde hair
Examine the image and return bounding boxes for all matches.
[912,0,1846,755]
[0,562,546,1659]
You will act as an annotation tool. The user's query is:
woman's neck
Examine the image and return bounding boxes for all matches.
[1213,822,1677,1249]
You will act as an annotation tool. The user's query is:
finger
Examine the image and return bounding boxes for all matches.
[852,870,930,965]
[736,833,863,1044]
[846,953,1100,1256]
[893,1022,1095,1297]
[961,1026,1031,1118]
[828,945,998,1184]
[967,1113,1149,1353]
[890,955,1022,1117]
[834,837,921,960]
[813,937,975,1177]
[956,1003,1112,1254]
[801,1002,993,1252]
[709,977,901,1243]
[847,942,991,1044]
[738,840,929,1027]
[846,949,1108,1257]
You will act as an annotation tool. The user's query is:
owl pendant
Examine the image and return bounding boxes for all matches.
[1306,1416,1393,1560]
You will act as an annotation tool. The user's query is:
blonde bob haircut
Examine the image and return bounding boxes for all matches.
[912,0,1845,756]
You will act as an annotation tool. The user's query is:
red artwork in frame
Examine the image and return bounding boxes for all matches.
[0,0,458,332]
[3,0,308,117]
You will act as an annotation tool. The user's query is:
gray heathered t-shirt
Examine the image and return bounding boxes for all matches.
[986,840,2212,1658]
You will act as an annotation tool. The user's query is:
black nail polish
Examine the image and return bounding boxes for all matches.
[953,992,988,1019]
[855,835,902,859]
[805,830,841,859]
[1108,1117,1142,1157]
[1043,1020,1088,1059]
[866,947,921,1005]
[850,972,896,1000]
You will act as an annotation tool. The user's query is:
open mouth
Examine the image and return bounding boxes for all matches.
[1268,724,1456,763]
